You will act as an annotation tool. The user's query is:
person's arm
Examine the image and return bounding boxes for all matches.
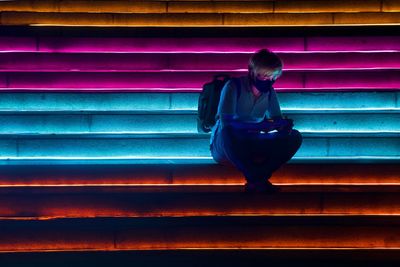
[268,88,283,120]
[217,80,237,129]
[267,88,295,132]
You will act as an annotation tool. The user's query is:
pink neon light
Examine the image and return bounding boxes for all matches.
[1,72,398,88]
[0,53,400,71]
[1,37,400,53]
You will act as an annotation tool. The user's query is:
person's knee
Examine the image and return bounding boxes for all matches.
[289,129,303,148]
[220,125,235,138]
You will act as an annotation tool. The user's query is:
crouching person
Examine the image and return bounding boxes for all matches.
[210,49,302,193]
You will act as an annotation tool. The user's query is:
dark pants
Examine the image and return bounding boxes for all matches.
[210,126,303,183]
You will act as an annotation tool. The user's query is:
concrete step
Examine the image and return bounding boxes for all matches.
[0,110,399,134]
[1,249,400,267]
[0,0,397,14]
[1,52,400,71]
[3,36,400,53]
[3,12,400,27]
[1,70,400,91]
[0,92,397,111]
[0,133,399,164]
[1,216,400,252]
[1,164,399,186]
[3,186,400,219]
[0,34,400,55]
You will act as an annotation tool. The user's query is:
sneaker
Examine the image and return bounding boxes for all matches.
[264,180,281,193]
[244,180,281,194]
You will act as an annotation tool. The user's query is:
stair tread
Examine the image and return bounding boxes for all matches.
[1,52,400,71]
[2,184,400,192]
[0,0,392,14]
[2,11,400,27]
[4,36,400,53]
[0,132,399,137]
[0,164,398,185]
[1,157,399,165]
[0,91,397,111]
[4,36,400,52]
[0,108,399,114]
[0,135,398,161]
[1,249,400,267]
[1,71,400,91]
[3,185,400,218]
[2,216,400,252]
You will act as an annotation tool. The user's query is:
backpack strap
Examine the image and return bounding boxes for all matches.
[231,77,241,101]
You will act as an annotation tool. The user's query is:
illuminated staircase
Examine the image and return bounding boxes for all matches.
[0,0,400,266]
[0,35,399,164]
[0,0,399,26]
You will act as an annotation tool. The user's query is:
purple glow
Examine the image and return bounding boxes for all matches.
[307,37,400,51]
[0,53,399,71]
[1,36,398,53]
[0,36,399,93]
[0,71,398,91]
[38,37,305,53]
[0,37,36,52]
[0,87,397,93]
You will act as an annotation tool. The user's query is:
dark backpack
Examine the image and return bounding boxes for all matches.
[197,75,241,133]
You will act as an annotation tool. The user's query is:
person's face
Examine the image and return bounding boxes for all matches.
[253,67,282,81]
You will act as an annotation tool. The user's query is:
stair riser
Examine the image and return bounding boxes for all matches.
[2,36,400,53]
[0,113,399,133]
[2,193,400,218]
[0,0,392,14]
[2,11,400,26]
[1,71,400,90]
[1,222,400,251]
[0,92,398,111]
[1,53,400,71]
[1,164,399,185]
[0,137,399,157]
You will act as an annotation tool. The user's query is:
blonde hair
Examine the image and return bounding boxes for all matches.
[248,49,283,73]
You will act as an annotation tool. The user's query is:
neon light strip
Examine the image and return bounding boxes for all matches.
[1,88,399,92]
[0,108,398,113]
[0,157,397,165]
[0,183,399,187]
[282,108,400,112]
[0,131,399,136]
[1,68,400,72]
[0,156,398,160]
[1,51,399,54]
[29,23,400,27]
[2,214,400,221]
[0,248,399,254]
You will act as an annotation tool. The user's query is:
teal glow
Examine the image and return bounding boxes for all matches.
[0,156,398,166]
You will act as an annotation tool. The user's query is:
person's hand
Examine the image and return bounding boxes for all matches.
[277,125,292,134]
[277,118,294,133]
[260,119,278,132]
[258,117,294,133]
